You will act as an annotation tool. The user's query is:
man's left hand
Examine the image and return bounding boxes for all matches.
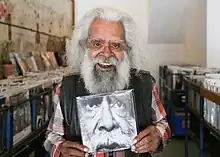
[132,125,162,153]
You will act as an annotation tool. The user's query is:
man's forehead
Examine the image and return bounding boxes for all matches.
[89,19,124,40]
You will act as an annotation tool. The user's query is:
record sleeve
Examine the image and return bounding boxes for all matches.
[76,89,137,153]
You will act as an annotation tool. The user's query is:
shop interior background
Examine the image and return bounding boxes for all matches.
[0,0,208,84]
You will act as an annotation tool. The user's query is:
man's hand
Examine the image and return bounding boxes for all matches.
[132,125,161,154]
[59,141,89,157]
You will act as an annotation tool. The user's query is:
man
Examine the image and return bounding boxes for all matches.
[76,90,137,153]
[44,7,171,157]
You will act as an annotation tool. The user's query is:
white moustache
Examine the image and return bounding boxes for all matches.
[93,56,118,66]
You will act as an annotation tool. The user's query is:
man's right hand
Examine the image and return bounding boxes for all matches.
[59,141,89,157]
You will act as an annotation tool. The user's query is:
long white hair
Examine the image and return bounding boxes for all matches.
[66,7,144,71]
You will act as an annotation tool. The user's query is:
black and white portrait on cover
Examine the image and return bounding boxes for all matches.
[76,89,137,153]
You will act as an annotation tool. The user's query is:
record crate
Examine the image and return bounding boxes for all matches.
[5,88,32,149]
[0,96,7,155]
[162,65,191,136]
[29,80,53,131]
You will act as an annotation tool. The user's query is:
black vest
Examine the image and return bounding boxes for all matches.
[59,69,153,157]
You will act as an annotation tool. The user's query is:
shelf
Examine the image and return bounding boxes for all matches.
[200,87,220,105]
[0,122,48,157]
[165,99,185,112]
[173,106,185,112]
[189,81,220,105]
[186,104,220,140]
[188,81,200,93]
[0,151,10,157]
[12,121,49,156]
[187,130,210,156]
[187,105,200,119]
[202,120,220,140]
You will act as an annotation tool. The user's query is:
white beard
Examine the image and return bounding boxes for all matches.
[80,49,130,94]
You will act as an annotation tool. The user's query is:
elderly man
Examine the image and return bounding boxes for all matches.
[44,7,171,157]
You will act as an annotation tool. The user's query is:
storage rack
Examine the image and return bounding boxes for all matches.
[159,65,187,136]
[0,87,53,157]
[184,79,220,157]
[160,65,220,156]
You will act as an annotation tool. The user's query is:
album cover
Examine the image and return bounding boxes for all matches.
[76,89,137,153]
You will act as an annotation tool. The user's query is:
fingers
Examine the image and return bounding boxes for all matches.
[135,135,153,148]
[60,141,89,157]
[132,134,161,154]
[62,141,89,152]
[137,140,158,153]
[132,135,153,153]
[60,147,87,157]
[131,125,161,154]
[133,127,152,144]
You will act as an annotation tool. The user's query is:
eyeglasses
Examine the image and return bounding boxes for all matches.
[86,37,130,52]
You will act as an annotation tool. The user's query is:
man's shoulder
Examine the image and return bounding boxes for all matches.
[130,68,156,84]
[60,72,82,86]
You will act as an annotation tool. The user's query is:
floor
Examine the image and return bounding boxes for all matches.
[154,139,200,157]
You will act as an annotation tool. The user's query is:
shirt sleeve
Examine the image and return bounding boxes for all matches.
[44,83,65,157]
[151,83,171,148]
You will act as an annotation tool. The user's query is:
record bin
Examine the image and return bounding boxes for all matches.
[28,80,52,130]
[160,65,194,136]
[5,88,32,149]
[42,79,53,122]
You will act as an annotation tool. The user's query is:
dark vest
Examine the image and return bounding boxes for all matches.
[59,69,153,157]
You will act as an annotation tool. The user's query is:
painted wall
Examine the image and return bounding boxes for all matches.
[184,0,206,67]
[206,0,220,68]
[0,0,72,51]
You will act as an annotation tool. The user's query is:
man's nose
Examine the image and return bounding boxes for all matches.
[98,97,115,132]
[102,45,113,58]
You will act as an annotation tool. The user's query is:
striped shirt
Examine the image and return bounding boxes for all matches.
[44,82,171,157]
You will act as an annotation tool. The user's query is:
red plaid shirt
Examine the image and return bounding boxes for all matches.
[44,81,171,157]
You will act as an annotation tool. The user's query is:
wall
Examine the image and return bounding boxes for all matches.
[0,0,72,51]
[184,0,206,67]
[146,0,188,82]
[75,0,150,41]
[75,0,201,82]
[206,0,220,68]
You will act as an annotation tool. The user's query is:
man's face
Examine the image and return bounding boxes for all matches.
[81,19,131,94]
[77,93,137,152]
[88,19,125,70]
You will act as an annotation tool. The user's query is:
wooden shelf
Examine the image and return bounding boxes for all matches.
[200,87,220,105]
[188,81,220,105]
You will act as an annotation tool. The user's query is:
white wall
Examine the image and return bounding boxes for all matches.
[148,0,187,44]
[75,0,150,41]
[75,0,206,82]
[206,0,220,68]
[184,0,206,67]
[146,0,188,82]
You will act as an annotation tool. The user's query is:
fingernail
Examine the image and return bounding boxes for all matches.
[85,153,89,157]
[131,145,136,151]
[135,151,138,154]
[132,139,137,144]
[84,148,89,152]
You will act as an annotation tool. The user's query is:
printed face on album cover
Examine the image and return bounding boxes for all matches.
[76,90,137,153]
